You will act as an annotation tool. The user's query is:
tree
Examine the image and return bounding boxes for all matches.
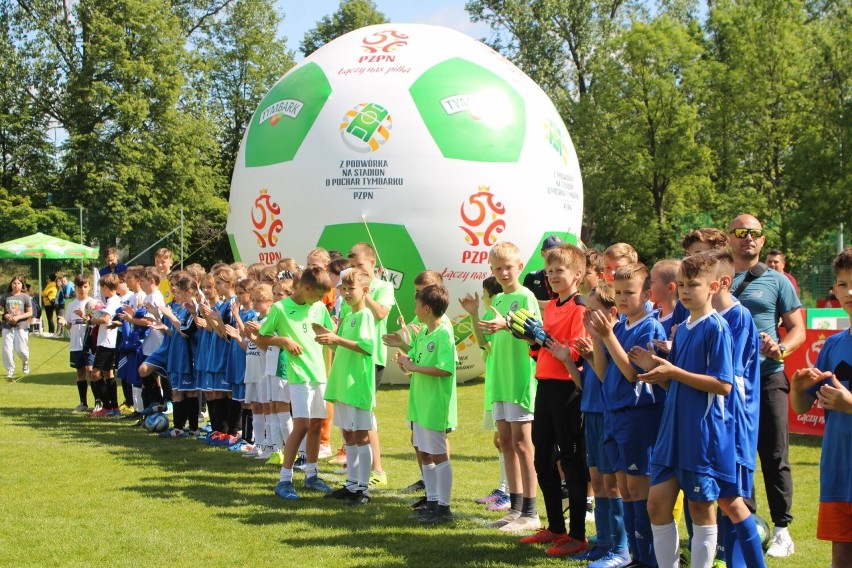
[0,0,56,206]
[704,0,813,258]
[584,17,712,258]
[190,0,294,195]
[299,0,388,57]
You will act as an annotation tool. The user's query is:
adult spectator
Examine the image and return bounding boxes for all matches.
[53,274,75,337]
[41,274,58,335]
[98,247,128,277]
[522,235,564,310]
[728,214,805,558]
[765,249,800,297]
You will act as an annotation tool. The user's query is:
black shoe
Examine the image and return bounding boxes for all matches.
[401,479,426,494]
[325,486,353,500]
[420,504,453,524]
[120,411,142,421]
[409,500,436,520]
[346,490,371,506]
[410,495,428,509]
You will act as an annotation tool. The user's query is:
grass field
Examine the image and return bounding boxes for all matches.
[0,336,830,566]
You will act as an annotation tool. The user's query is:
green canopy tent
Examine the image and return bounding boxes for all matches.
[0,232,100,294]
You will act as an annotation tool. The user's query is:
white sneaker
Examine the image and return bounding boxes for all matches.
[22,362,29,374]
[766,527,795,558]
[5,369,13,378]
[243,445,261,458]
[499,514,541,532]
[318,443,333,459]
[255,446,271,460]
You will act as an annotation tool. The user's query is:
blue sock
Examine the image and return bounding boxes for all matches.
[734,515,767,568]
[610,497,629,552]
[595,497,612,549]
[722,515,741,566]
[633,499,657,567]
[624,500,637,558]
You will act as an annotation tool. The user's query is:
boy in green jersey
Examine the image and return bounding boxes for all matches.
[316,269,377,505]
[257,267,335,500]
[396,285,458,524]
[345,242,395,486]
[465,241,542,532]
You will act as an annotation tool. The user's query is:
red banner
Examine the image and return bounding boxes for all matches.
[785,327,844,436]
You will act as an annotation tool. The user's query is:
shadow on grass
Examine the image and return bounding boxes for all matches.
[0,405,554,567]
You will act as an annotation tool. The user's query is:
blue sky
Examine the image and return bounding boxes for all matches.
[276,0,493,57]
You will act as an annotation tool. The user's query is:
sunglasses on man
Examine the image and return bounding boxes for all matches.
[729,228,764,239]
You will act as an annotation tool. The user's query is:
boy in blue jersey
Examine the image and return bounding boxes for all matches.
[708,251,765,567]
[629,253,764,568]
[553,283,631,565]
[587,263,666,568]
[790,247,852,568]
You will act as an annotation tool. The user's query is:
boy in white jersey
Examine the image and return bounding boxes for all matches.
[240,284,273,454]
[316,269,377,505]
[58,274,95,413]
[88,274,123,417]
[258,267,335,500]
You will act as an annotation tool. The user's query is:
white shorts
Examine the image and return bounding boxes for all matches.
[412,422,448,455]
[482,409,497,431]
[332,402,376,432]
[268,375,289,403]
[244,381,269,404]
[290,382,327,419]
[492,401,534,423]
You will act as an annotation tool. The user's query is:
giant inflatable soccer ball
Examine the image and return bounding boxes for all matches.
[227,24,583,382]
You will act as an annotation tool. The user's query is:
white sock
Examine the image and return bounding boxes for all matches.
[279,467,293,483]
[266,413,279,450]
[132,386,144,412]
[498,452,508,493]
[691,524,718,568]
[279,411,293,442]
[253,413,266,446]
[357,443,373,491]
[305,462,318,477]
[299,436,306,453]
[422,463,438,502]
[651,521,679,568]
[345,444,358,486]
[435,460,453,507]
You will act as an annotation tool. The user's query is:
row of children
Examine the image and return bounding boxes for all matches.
[58,233,852,565]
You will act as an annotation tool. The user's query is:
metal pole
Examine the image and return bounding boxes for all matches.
[840,223,845,253]
[180,207,185,269]
[79,207,84,272]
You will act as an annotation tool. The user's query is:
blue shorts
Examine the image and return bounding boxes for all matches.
[144,351,168,377]
[651,465,739,502]
[231,382,246,402]
[585,412,614,474]
[69,350,94,369]
[730,464,754,498]
[117,350,143,386]
[173,371,198,392]
[197,370,213,392]
[603,404,663,476]
[210,371,230,392]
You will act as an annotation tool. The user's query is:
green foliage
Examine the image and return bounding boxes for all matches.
[300,0,388,57]
[470,0,848,268]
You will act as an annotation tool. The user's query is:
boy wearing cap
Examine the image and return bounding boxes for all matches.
[523,236,565,310]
